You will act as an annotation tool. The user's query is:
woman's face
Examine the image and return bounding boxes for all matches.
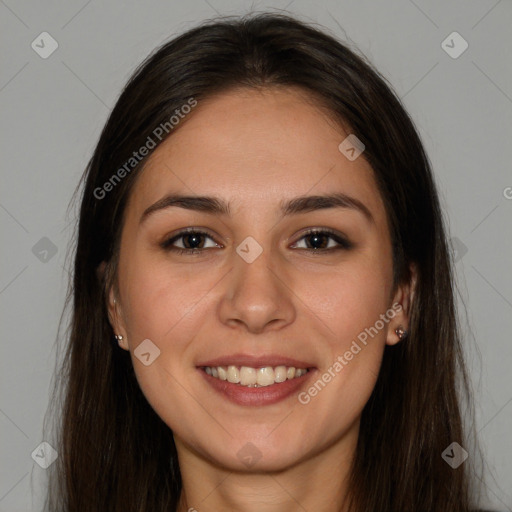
[108,86,412,472]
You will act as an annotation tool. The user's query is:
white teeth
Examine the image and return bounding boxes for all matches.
[204,365,309,387]
[274,366,287,383]
[240,366,257,385]
[257,366,275,386]
[227,365,240,383]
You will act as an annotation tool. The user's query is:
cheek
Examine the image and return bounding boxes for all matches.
[297,276,388,444]
[295,257,392,414]
[116,259,213,432]
[297,258,393,347]
[119,252,220,343]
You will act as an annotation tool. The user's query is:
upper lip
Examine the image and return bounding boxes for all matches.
[196,353,316,369]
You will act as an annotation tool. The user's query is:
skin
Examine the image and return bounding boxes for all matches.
[107,86,416,512]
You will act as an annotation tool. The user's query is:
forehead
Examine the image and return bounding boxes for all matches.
[126,86,386,225]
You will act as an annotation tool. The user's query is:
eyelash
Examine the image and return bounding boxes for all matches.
[160,228,352,255]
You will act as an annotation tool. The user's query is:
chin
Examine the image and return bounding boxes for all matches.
[199,431,314,473]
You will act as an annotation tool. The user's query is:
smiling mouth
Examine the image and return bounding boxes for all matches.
[200,365,310,387]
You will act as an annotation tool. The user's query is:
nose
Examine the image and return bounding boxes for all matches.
[217,245,296,334]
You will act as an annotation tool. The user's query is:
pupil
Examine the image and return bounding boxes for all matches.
[185,233,203,249]
[308,234,326,249]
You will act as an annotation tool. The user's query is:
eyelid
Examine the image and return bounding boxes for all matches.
[160,228,222,250]
[289,227,352,250]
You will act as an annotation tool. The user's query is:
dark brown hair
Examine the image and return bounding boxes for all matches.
[43,11,483,511]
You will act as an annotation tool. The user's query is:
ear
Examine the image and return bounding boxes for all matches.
[386,263,417,346]
[100,262,129,351]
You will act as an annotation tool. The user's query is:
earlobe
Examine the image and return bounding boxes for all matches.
[386,263,417,346]
[394,325,408,341]
[106,280,129,351]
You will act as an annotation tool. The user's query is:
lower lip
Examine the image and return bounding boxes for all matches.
[198,368,316,406]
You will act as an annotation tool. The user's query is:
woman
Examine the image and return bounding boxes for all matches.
[44,12,486,512]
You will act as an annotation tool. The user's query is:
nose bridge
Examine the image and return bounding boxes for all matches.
[218,235,295,332]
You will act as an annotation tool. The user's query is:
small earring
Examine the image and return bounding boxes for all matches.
[114,334,124,341]
[395,325,408,340]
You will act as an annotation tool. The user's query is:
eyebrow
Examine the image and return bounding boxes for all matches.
[140,192,374,224]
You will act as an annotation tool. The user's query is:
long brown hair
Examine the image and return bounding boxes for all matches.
[43,12,483,511]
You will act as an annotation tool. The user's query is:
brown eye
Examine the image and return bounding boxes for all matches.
[178,232,207,249]
[161,229,220,253]
[291,229,352,251]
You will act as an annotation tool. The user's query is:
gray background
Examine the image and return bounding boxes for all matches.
[1,0,511,510]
